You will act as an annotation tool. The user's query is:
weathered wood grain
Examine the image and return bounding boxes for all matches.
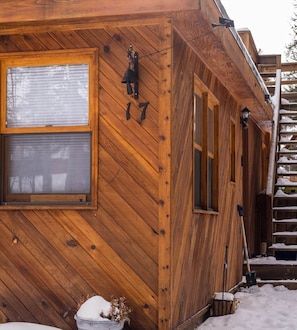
[0,8,272,330]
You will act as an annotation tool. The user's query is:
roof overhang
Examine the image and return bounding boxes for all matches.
[172,1,273,131]
[0,0,274,131]
[0,0,197,23]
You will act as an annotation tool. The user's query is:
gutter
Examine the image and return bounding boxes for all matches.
[213,0,272,106]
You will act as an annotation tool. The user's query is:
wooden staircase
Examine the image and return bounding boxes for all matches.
[259,56,297,261]
[271,102,297,260]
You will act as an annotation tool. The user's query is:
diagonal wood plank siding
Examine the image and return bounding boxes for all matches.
[0,14,271,330]
[0,25,160,329]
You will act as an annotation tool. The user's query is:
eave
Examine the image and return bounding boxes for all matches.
[0,0,273,131]
[0,0,197,23]
[172,1,273,132]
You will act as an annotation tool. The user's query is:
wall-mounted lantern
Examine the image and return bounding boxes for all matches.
[240,107,251,129]
[121,45,138,99]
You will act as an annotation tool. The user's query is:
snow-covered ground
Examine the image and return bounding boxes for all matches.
[197,257,297,329]
[1,258,297,330]
[0,324,60,329]
[197,283,297,329]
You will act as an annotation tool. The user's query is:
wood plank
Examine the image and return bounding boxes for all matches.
[51,210,158,325]
[99,88,159,170]
[0,215,72,328]
[18,34,50,51]
[23,211,113,296]
[0,35,20,52]
[99,147,158,228]
[82,204,158,292]
[4,34,34,51]
[0,212,81,300]
[0,268,37,323]
[48,31,78,48]
[158,17,172,330]
[100,118,158,202]
[97,181,158,260]
[97,26,160,109]
[31,33,63,50]
[0,0,197,23]
[170,29,247,328]
[99,63,159,140]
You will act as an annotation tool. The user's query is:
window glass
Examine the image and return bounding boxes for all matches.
[6,64,89,128]
[193,77,218,212]
[7,133,90,194]
[194,149,201,208]
[208,107,214,154]
[231,122,236,182]
[194,94,202,146]
[207,157,213,208]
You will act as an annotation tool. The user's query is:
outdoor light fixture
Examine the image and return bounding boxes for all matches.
[211,17,234,28]
[240,107,251,129]
[121,45,138,99]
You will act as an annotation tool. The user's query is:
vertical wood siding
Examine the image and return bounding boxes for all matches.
[171,31,245,328]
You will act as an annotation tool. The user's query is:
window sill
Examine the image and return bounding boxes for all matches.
[193,208,219,216]
[0,203,97,210]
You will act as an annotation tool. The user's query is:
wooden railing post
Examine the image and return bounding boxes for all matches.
[266,69,282,249]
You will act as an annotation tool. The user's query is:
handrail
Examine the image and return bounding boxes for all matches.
[266,69,282,196]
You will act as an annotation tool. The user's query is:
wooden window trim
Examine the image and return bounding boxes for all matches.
[0,48,98,209]
[193,76,219,212]
[230,120,236,183]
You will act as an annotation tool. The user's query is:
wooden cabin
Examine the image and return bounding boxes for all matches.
[0,0,274,329]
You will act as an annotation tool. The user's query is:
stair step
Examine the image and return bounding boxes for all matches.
[273,231,297,237]
[280,109,297,115]
[277,157,297,165]
[282,103,297,111]
[244,263,297,280]
[274,192,297,198]
[273,206,297,212]
[269,243,297,251]
[278,140,297,145]
[280,128,297,133]
[277,168,297,175]
[279,119,297,125]
[275,178,297,187]
[273,218,297,224]
[278,149,297,155]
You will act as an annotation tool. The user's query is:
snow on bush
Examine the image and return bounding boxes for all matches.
[77,295,112,321]
[76,295,131,324]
